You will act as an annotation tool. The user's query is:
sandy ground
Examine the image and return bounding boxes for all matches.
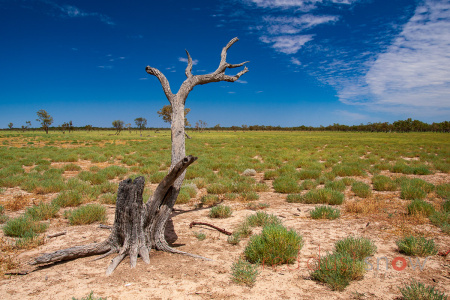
[1,173,449,300]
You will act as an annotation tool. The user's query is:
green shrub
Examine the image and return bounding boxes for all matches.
[372,175,397,191]
[149,171,166,183]
[246,211,281,227]
[300,179,318,190]
[341,177,356,186]
[263,170,278,180]
[234,221,253,238]
[397,236,438,257]
[273,176,300,193]
[25,202,59,221]
[52,190,83,207]
[310,252,366,291]
[240,191,260,201]
[288,188,344,205]
[443,200,450,213]
[310,206,340,220]
[227,233,241,245]
[193,231,206,241]
[325,180,346,192]
[65,204,106,225]
[200,194,220,207]
[231,258,258,287]
[99,193,116,205]
[398,280,448,300]
[3,215,48,237]
[436,183,450,200]
[391,162,414,174]
[407,200,435,217]
[429,211,450,234]
[332,164,365,177]
[209,205,232,218]
[206,183,229,194]
[351,181,372,198]
[247,202,270,210]
[401,178,434,200]
[334,236,377,260]
[298,169,321,180]
[244,224,303,265]
[253,182,269,192]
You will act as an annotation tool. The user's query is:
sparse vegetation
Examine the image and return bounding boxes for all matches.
[209,205,232,218]
[351,181,372,198]
[398,280,448,300]
[244,224,303,265]
[65,204,106,225]
[310,206,340,220]
[231,258,258,287]
[397,236,438,256]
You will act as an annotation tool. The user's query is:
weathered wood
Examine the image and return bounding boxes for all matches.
[30,156,210,274]
[189,222,232,235]
[47,231,66,238]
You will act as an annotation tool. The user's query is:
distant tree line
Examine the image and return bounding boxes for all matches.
[3,110,449,133]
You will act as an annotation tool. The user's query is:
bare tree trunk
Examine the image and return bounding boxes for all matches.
[30,38,248,275]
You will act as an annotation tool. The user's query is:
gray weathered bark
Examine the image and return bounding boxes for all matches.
[145,37,248,253]
[31,156,208,275]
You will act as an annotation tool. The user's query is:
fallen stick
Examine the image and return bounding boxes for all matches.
[189,221,232,235]
[438,249,450,256]
[98,224,112,230]
[47,232,66,238]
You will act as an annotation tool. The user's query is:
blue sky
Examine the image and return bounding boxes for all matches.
[1,0,449,128]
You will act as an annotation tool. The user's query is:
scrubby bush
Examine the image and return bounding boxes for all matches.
[398,280,448,300]
[3,215,48,237]
[231,258,258,287]
[310,206,340,220]
[246,211,281,227]
[209,205,232,218]
[351,181,372,198]
[25,202,59,221]
[244,224,303,265]
[287,188,344,205]
[400,178,434,200]
[325,180,346,192]
[334,236,377,260]
[407,200,435,217]
[273,176,300,193]
[372,175,397,191]
[65,204,106,225]
[397,236,438,257]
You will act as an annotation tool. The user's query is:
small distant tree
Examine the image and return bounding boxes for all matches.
[195,120,207,132]
[26,121,31,130]
[242,124,248,131]
[214,124,221,131]
[112,120,124,135]
[60,122,69,134]
[7,123,13,130]
[157,105,191,127]
[134,117,147,133]
[85,125,93,132]
[125,123,132,134]
[69,121,73,133]
[36,110,53,134]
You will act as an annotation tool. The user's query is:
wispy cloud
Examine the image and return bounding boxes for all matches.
[244,0,357,11]
[178,57,199,65]
[337,0,450,116]
[263,15,339,34]
[260,35,313,54]
[291,57,301,65]
[237,79,248,83]
[28,0,114,25]
[98,65,113,69]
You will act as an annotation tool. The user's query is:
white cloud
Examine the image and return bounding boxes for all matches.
[237,79,248,83]
[291,57,302,65]
[178,57,199,65]
[39,1,114,25]
[245,0,357,10]
[98,65,113,69]
[338,0,450,115]
[264,15,339,34]
[260,35,313,54]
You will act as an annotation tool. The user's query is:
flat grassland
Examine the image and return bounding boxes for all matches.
[0,130,449,299]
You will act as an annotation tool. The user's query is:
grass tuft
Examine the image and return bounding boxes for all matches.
[310,206,340,220]
[231,258,258,287]
[209,205,232,218]
[398,280,447,300]
[65,204,106,225]
[397,236,438,257]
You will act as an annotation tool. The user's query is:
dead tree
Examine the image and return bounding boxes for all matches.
[30,37,248,275]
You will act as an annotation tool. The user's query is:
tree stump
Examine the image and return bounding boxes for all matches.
[30,155,210,275]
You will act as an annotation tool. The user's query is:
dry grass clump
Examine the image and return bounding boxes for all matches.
[344,198,380,214]
[3,194,29,211]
